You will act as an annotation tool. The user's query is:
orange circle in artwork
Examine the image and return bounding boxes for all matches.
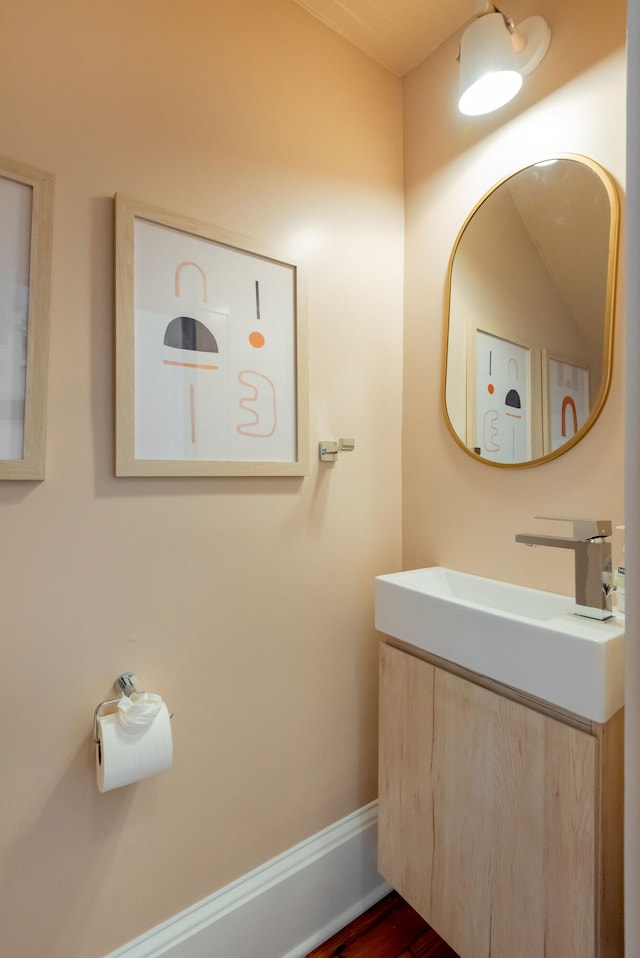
[249,331,265,348]
[487,383,495,395]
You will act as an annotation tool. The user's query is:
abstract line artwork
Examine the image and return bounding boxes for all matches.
[475,330,530,463]
[115,195,307,477]
[547,358,589,452]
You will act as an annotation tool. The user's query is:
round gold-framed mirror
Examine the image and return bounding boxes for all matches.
[442,154,620,467]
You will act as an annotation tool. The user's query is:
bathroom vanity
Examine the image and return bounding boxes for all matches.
[377,640,624,958]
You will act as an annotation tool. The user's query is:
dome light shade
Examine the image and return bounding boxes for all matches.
[459,68,522,116]
[458,10,551,116]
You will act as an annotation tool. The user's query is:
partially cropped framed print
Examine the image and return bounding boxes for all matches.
[114,195,308,477]
[0,157,54,479]
[543,351,590,454]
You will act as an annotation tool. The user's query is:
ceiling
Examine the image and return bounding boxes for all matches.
[291,0,480,76]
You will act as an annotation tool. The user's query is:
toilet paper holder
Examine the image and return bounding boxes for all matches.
[93,673,167,742]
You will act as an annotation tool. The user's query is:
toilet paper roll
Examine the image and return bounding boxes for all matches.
[96,700,173,792]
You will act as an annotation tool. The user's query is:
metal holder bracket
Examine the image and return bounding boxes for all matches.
[319,438,355,462]
[93,673,143,742]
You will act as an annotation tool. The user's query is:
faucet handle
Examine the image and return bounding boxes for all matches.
[534,515,612,539]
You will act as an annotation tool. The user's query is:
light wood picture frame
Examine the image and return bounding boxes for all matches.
[0,157,54,480]
[114,194,308,477]
[467,327,532,464]
[542,350,590,455]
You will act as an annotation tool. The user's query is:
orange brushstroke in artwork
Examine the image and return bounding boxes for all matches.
[163,360,219,370]
[237,370,277,438]
[174,261,208,301]
[561,396,578,437]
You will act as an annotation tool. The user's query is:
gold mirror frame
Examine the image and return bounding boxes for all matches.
[442,154,620,468]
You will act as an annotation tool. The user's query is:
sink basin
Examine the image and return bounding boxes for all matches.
[375,567,624,723]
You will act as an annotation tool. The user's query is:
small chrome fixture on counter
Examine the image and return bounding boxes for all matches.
[516,516,614,620]
[319,437,355,462]
[458,3,551,116]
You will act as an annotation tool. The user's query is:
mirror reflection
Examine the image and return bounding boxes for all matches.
[443,155,619,467]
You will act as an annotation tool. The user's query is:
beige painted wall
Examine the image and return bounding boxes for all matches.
[1,0,629,953]
[0,2,403,956]
[402,0,627,591]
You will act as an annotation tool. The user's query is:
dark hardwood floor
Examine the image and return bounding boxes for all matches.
[306,891,460,958]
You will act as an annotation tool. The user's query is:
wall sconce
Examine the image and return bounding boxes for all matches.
[458,5,551,116]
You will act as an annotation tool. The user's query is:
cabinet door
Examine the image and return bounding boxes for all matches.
[378,643,598,958]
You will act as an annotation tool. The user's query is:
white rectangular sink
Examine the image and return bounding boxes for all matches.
[375,567,624,723]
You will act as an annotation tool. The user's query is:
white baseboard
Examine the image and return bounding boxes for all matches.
[105,801,390,958]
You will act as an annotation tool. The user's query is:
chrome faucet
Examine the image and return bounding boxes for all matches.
[515,516,614,620]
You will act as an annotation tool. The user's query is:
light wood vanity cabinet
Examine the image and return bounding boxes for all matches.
[378,641,623,958]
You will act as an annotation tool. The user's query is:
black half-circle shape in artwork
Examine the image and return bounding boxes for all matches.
[505,389,522,409]
[164,316,219,352]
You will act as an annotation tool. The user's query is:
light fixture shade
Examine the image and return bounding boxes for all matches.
[458,12,522,116]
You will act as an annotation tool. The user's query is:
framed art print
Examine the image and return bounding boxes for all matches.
[0,157,53,479]
[544,352,590,453]
[472,329,531,464]
[114,195,308,477]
